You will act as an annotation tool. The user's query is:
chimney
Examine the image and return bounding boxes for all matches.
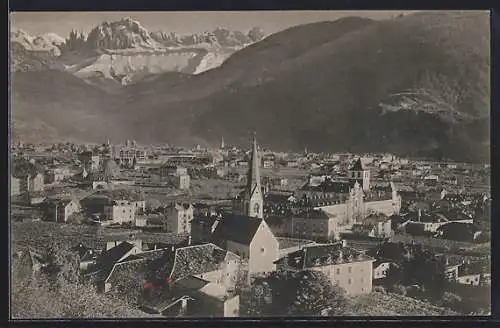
[188,235,192,245]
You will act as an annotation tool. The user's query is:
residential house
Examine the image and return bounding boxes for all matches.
[165,203,194,234]
[372,260,399,280]
[211,214,279,275]
[274,241,375,295]
[11,163,44,196]
[43,198,82,223]
[160,165,190,190]
[351,213,392,239]
[136,213,167,230]
[261,153,276,169]
[104,200,136,224]
[456,259,491,286]
[286,209,341,241]
[435,222,483,242]
[92,243,240,317]
[79,151,101,173]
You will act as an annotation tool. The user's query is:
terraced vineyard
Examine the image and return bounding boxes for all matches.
[343,291,456,316]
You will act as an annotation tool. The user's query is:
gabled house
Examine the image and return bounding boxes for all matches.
[211,214,279,275]
[165,203,194,234]
[104,200,136,225]
[274,241,375,295]
[11,160,45,196]
[90,243,240,317]
[352,213,392,238]
[435,222,483,242]
[43,198,82,223]
[372,260,399,280]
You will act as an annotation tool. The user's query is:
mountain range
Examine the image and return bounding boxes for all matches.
[10,12,490,162]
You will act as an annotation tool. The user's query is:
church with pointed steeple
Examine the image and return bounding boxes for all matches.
[233,133,264,219]
[244,133,264,219]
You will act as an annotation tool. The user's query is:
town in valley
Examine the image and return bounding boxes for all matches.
[10,136,491,317]
[9,10,491,319]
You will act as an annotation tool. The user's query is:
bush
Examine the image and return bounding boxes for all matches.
[439,291,462,309]
[391,284,407,296]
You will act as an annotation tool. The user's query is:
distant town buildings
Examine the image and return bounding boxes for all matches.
[165,203,194,234]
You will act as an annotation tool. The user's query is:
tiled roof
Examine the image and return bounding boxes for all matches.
[97,241,137,268]
[459,259,490,276]
[279,243,373,270]
[276,237,314,250]
[300,180,351,194]
[211,214,262,246]
[170,243,229,281]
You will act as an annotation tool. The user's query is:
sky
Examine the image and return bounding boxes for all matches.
[10,11,417,37]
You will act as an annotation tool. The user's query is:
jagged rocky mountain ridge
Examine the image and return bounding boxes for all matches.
[11,18,267,86]
[11,12,490,162]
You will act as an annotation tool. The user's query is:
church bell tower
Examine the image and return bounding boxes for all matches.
[244,133,263,219]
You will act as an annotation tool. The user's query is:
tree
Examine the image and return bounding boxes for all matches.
[40,242,80,288]
[264,270,346,316]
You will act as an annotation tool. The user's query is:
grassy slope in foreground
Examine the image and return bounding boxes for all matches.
[344,291,456,316]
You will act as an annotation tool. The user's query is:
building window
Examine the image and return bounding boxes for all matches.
[261,247,265,254]
[336,268,340,275]
[348,267,352,273]
[348,278,352,284]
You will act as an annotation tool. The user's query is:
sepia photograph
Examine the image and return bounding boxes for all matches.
[9,10,491,319]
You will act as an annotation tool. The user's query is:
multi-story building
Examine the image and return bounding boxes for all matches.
[114,146,148,167]
[79,151,101,173]
[285,209,341,241]
[165,203,194,234]
[274,241,375,295]
[11,171,44,196]
[160,165,188,177]
[104,200,136,224]
[44,198,82,223]
[160,165,191,190]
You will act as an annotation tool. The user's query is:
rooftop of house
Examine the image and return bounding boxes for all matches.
[97,241,139,268]
[197,282,229,301]
[436,222,481,234]
[44,197,77,208]
[277,242,374,270]
[265,192,295,204]
[293,209,331,220]
[212,214,264,246]
[276,237,315,250]
[170,243,237,282]
[299,180,351,194]
[406,211,445,223]
[458,259,491,276]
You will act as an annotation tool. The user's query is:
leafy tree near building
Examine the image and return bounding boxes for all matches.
[242,270,346,316]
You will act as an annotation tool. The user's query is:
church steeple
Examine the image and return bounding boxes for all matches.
[244,132,263,218]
